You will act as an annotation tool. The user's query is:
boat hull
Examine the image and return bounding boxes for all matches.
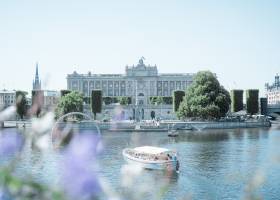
[122,150,177,171]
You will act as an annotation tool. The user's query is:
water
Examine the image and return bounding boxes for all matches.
[1,125,280,199]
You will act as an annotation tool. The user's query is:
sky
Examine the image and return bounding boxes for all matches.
[0,0,279,98]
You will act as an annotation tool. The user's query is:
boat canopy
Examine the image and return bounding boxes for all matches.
[133,146,178,154]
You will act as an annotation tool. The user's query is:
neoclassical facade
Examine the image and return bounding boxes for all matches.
[265,74,280,105]
[66,58,194,106]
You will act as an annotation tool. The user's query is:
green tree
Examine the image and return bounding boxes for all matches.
[246,89,259,115]
[90,89,102,120]
[182,70,231,119]
[60,90,72,97]
[162,96,172,105]
[176,97,189,118]
[119,96,131,105]
[31,90,44,117]
[156,96,163,105]
[172,90,185,113]
[54,91,84,120]
[15,90,28,120]
[149,97,156,105]
[231,89,244,113]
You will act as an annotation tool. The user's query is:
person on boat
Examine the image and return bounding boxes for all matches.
[167,154,172,160]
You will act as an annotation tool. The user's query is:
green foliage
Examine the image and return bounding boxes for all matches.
[0,166,48,199]
[38,109,46,118]
[83,97,90,104]
[31,90,44,117]
[54,90,84,120]
[60,90,72,97]
[102,96,119,105]
[176,97,188,118]
[156,96,163,104]
[149,97,156,105]
[181,70,231,118]
[119,96,132,105]
[15,90,28,120]
[246,89,259,115]
[162,96,172,105]
[150,96,172,105]
[91,90,102,120]
[172,90,185,113]
[231,90,244,113]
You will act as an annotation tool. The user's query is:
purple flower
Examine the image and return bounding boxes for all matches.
[0,129,24,156]
[61,131,102,198]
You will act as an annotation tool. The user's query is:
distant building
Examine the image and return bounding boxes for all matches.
[33,62,41,90]
[265,74,280,105]
[66,58,194,105]
[66,58,195,120]
[0,89,16,108]
[44,90,60,107]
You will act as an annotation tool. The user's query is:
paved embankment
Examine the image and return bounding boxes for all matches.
[3,121,271,130]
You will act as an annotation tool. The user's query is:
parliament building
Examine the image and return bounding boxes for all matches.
[66,58,195,120]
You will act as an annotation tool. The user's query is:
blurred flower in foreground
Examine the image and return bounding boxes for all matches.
[121,164,143,189]
[61,131,102,198]
[0,129,24,156]
[0,106,16,121]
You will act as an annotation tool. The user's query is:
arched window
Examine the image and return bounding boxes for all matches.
[138,93,144,96]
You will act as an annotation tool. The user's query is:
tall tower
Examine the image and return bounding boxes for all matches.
[33,62,41,90]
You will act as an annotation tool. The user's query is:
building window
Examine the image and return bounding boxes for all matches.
[109,84,112,88]
[122,83,125,88]
[167,111,170,114]
[116,83,119,88]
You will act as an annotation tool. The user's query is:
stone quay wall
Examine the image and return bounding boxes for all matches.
[4,121,271,130]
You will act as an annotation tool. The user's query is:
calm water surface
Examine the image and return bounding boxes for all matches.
[1,125,280,199]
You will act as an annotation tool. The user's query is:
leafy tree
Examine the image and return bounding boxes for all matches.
[156,96,163,105]
[246,89,259,115]
[54,91,84,120]
[31,90,44,117]
[172,90,185,113]
[162,96,172,105]
[15,90,28,120]
[182,70,231,119]
[90,89,102,120]
[176,97,189,118]
[60,90,72,97]
[119,96,131,105]
[231,89,244,113]
[149,97,156,105]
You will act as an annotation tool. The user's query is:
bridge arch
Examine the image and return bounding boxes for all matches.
[51,112,101,138]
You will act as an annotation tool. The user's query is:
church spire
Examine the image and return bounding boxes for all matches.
[33,62,41,90]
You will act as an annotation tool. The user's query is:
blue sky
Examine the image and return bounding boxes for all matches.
[0,0,279,98]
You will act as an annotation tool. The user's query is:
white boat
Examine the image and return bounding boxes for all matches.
[168,124,179,137]
[122,146,180,171]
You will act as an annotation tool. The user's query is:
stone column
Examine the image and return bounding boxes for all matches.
[88,80,90,97]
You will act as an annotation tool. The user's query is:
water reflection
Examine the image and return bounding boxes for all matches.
[1,127,280,199]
